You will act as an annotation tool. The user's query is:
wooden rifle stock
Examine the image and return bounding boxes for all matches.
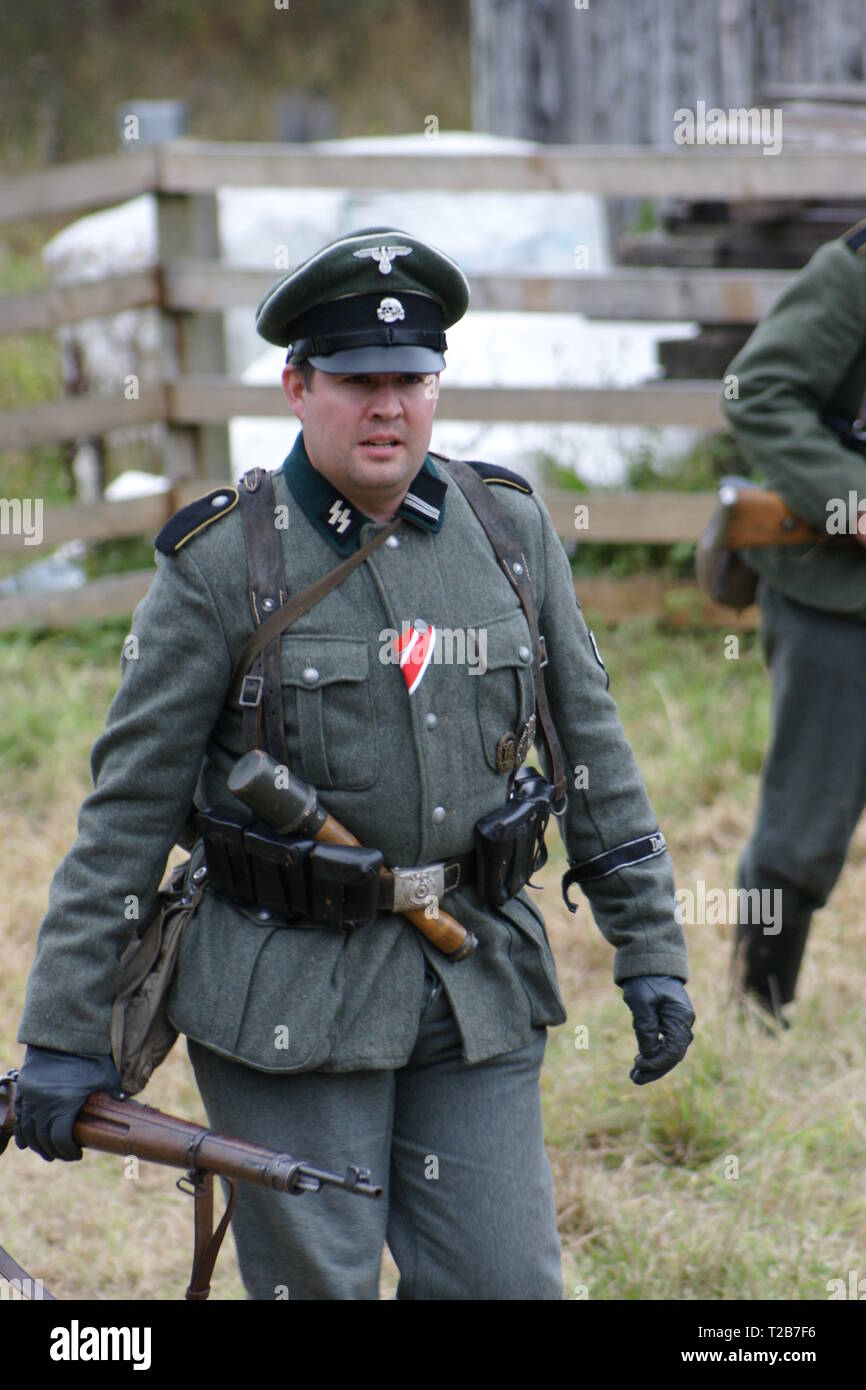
[0,1069,382,1300]
[706,482,829,550]
[695,478,860,608]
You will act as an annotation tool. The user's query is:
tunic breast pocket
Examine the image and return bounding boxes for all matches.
[280,636,379,790]
[474,608,537,772]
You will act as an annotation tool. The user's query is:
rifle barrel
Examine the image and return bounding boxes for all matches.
[0,1075,382,1200]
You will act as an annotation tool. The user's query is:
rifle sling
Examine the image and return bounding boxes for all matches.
[0,1242,56,1299]
[185,1171,237,1302]
[237,469,292,763]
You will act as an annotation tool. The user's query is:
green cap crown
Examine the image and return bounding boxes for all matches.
[255,227,470,363]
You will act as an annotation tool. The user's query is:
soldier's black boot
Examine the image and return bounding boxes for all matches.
[730,880,813,1028]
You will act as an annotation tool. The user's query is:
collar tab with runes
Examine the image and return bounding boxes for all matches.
[283,431,448,555]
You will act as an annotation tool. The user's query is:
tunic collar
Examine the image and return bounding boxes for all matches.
[281,431,448,555]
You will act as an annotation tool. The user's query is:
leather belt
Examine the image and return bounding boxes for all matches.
[380,851,475,912]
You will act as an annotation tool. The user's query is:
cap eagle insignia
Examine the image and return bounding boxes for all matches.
[353,245,414,274]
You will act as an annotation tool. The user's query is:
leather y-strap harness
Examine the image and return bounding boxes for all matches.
[230,461,567,811]
[236,467,292,763]
[442,459,568,810]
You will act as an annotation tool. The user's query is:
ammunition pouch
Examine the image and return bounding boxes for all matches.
[199,805,383,931]
[474,768,554,909]
[308,844,382,931]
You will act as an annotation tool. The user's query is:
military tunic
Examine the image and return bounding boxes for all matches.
[724,224,866,615]
[722,221,866,1008]
[18,432,687,1073]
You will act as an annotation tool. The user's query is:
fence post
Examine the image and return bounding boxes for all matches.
[154,188,231,482]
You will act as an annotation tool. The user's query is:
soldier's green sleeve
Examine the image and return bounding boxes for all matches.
[17,545,232,1055]
[721,239,866,524]
[530,493,688,984]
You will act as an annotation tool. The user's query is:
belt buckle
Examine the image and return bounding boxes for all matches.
[391,863,445,912]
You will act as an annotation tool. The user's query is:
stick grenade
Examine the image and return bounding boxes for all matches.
[227,750,478,960]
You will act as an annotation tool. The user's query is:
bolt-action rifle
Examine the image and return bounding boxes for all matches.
[0,1068,381,1301]
[696,475,863,608]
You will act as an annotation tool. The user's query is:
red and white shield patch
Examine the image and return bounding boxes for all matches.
[396,623,436,695]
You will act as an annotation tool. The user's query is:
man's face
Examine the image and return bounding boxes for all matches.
[282,365,440,514]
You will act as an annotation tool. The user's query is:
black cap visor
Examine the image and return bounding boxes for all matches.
[306,345,445,374]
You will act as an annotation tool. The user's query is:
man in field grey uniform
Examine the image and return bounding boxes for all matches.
[723,218,866,1023]
[15,228,693,1299]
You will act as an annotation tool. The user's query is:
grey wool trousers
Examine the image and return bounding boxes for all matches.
[736,578,866,1006]
[187,964,564,1300]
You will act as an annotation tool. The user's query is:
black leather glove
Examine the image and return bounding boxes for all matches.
[13,1046,123,1162]
[621,975,695,1086]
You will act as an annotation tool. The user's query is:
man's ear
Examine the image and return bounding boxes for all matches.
[282,364,306,420]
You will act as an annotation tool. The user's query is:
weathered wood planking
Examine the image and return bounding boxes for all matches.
[0,265,793,335]
[0,379,725,448]
[170,378,725,428]
[1,139,866,226]
[0,388,167,450]
[449,269,790,321]
[0,150,158,223]
[155,190,230,481]
[0,272,161,335]
[474,0,866,147]
[0,570,155,629]
[546,490,715,543]
[0,492,170,551]
[155,142,866,199]
[0,569,757,632]
[0,486,717,556]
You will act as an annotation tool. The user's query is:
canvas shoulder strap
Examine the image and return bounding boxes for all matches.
[442,457,569,810]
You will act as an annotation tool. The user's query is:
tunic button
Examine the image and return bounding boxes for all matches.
[211,493,230,507]
[518,645,532,663]
[432,805,446,824]
[425,712,439,730]
[257,908,272,921]
[261,597,275,612]
[512,561,524,576]
[385,534,400,549]
[301,666,319,685]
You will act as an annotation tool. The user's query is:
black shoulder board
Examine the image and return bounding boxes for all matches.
[844,218,866,254]
[465,460,534,495]
[154,485,239,555]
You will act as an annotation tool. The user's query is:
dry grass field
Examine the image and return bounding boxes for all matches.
[1,614,864,1301]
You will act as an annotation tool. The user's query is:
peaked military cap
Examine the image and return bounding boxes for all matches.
[255,226,470,373]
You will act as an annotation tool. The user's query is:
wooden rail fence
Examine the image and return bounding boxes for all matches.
[1,136,832,630]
